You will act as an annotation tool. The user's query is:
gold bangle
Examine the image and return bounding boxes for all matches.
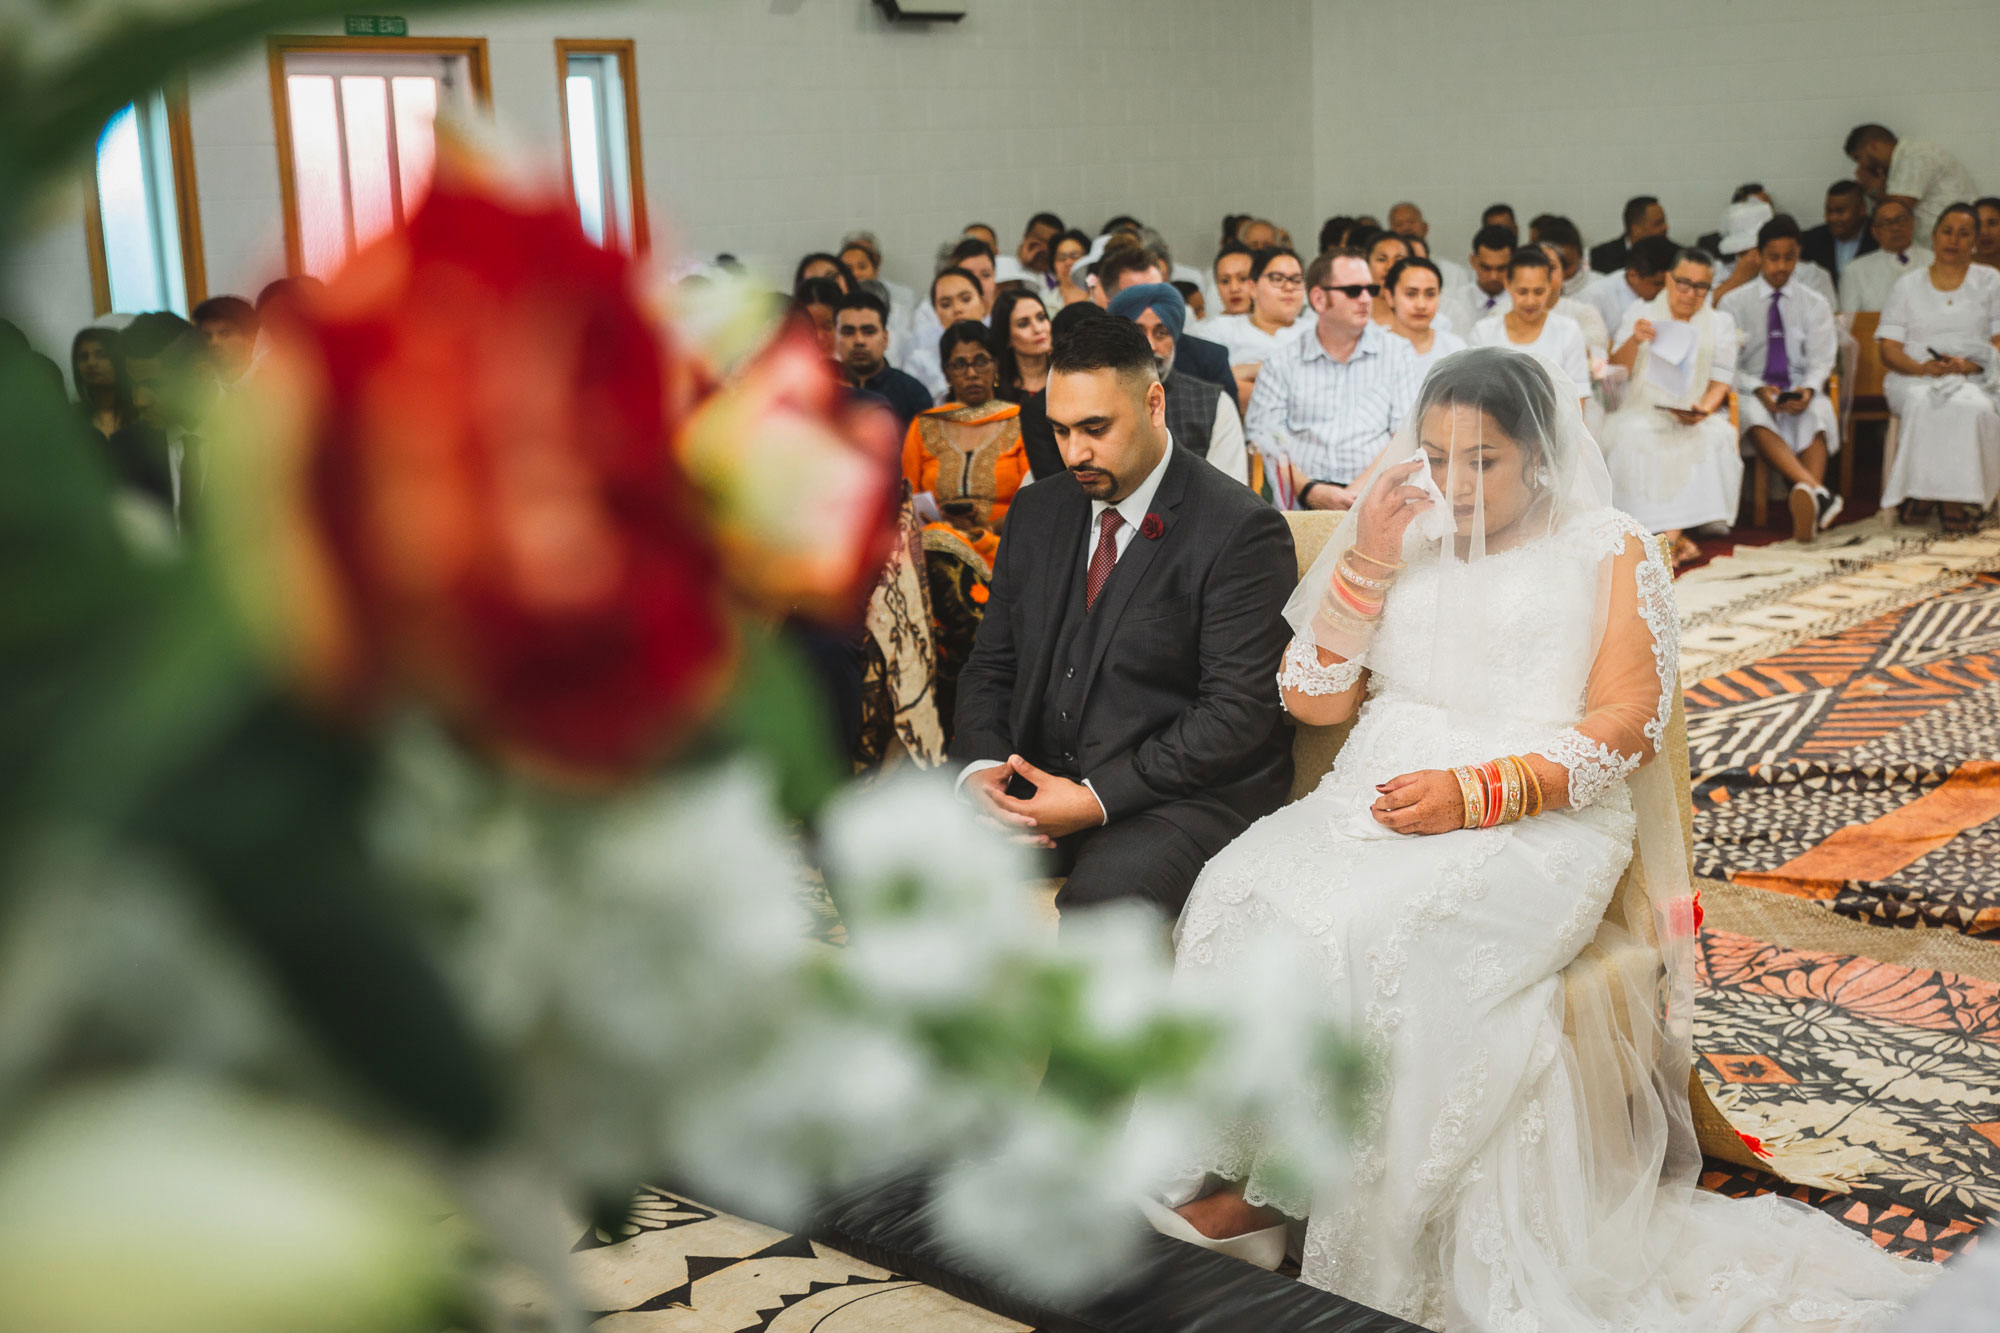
[1453,765,1482,829]
[1517,756,1544,818]
[1497,756,1523,825]
[1348,547,1406,573]
[1336,554,1396,592]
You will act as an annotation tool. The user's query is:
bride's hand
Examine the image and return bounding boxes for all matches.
[1350,459,1434,567]
[1370,769,1465,835]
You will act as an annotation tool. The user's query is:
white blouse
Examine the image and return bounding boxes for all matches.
[1470,311,1592,393]
[1395,326,1468,377]
[1878,264,2000,360]
[1204,312,1309,366]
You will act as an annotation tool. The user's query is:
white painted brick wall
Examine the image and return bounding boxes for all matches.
[4,0,1316,358]
[1311,0,2000,264]
[10,0,1998,364]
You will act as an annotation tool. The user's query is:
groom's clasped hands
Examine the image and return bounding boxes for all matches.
[966,754,1106,848]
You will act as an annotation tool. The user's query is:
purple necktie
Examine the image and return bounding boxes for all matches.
[1763,291,1790,387]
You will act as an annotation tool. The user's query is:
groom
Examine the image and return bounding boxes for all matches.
[953,314,1297,918]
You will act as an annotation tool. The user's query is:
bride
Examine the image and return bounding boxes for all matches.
[1137,348,1934,1329]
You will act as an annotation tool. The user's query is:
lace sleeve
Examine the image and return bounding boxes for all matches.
[1278,627,1364,699]
[1535,521,1677,810]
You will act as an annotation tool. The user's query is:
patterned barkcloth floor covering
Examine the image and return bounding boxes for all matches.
[1679,518,2000,1265]
[554,518,2000,1329]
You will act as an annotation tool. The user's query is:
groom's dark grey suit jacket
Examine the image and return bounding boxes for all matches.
[952,445,1296,856]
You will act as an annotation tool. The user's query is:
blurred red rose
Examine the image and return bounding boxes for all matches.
[1738,1131,1771,1160]
[231,159,732,780]
[675,319,900,625]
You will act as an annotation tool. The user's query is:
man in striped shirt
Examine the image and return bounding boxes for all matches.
[1244,246,1423,509]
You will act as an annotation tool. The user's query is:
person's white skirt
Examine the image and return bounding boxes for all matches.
[1738,390,1839,456]
[1882,372,2000,507]
[1599,407,1744,532]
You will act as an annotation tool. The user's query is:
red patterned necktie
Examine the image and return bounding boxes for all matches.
[1086,508,1124,610]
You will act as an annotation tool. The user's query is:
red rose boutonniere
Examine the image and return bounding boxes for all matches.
[1140,513,1164,540]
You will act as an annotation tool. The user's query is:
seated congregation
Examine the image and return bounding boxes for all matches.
[21,117,1990,1331]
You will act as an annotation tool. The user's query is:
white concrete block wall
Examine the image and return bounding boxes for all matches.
[1311,0,2000,266]
[4,0,1317,360]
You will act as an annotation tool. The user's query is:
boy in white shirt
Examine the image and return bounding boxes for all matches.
[1718,214,1841,541]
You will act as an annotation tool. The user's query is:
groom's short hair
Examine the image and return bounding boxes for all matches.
[1049,310,1160,390]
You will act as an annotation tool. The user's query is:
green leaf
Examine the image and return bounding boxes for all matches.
[703,624,845,822]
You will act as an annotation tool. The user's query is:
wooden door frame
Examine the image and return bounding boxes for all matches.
[553,38,650,254]
[82,77,207,316]
[267,34,492,276]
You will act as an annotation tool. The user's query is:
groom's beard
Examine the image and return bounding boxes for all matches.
[1070,463,1119,500]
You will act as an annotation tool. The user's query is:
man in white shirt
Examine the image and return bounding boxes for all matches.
[1535,215,1595,297]
[1838,199,1930,313]
[992,212,1065,299]
[1576,235,1678,340]
[1244,247,1423,508]
[1437,223,1516,335]
[1846,124,1980,239]
[1719,214,1842,542]
[1388,200,1471,292]
[1976,197,2000,271]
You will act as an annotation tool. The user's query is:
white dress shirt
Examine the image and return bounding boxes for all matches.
[1203,390,1250,485]
[1555,296,1611,358]
[1841,248,1934,314]
[1438,284,1509,339]
[1203,312,1308,366]
[1243,321,1423,485]
[1887,138,1981,238]
[1563,263,1595,298]
[1579,270,1649,340]
[1722,277,1837,392]
[954,441,1179,821]
[1791,260,1839,313]
[1469,311,1593,394]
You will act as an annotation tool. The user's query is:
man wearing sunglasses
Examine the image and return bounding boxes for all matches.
[1243,247,1422,510]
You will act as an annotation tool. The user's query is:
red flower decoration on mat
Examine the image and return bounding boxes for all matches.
[1738,1131,1772,1160]
[233,147,731,781]
[1140,513,1164,540]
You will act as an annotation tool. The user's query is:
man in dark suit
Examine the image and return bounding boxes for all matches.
[1589,194,1671,275]
[953,317,1296,920]
[1092,243,1242,414]
[1800,180,1879,286]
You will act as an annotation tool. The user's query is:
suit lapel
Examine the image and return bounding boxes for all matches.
[1079,449,1189,700]
[1014,480,1088,740]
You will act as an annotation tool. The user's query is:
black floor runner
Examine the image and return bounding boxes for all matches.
[810,1172,1424,1332]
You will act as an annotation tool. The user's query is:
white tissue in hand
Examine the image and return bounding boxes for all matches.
[1405,452,1456,542]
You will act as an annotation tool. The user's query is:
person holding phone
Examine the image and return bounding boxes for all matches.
[1719,214,1842,542]
[1878,204,2000,531]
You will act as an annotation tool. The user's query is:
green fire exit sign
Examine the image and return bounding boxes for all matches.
[345,14,407,35]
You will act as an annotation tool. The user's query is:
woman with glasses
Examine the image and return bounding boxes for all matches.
[1598,248,1743,567]
[1202,246,1309,407]
[900,320,1030,568]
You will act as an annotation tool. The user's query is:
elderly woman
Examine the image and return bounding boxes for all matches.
[1105,282,1249,484]
[1599,247,1742,566]
[1879,203,2000,531]
[901,320,1029,567]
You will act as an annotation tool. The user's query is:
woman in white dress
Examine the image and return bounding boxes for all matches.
[1138,348,1933,1330]
[1469,248,1592,411]
[1384,256,1467,376]
[1878,203,2000,531]
[1598,248,1742,567]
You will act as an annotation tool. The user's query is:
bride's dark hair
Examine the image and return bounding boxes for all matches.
[1414,347,1560,467]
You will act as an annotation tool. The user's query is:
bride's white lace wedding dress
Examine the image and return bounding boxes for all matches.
[1161,351,1935,1331]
